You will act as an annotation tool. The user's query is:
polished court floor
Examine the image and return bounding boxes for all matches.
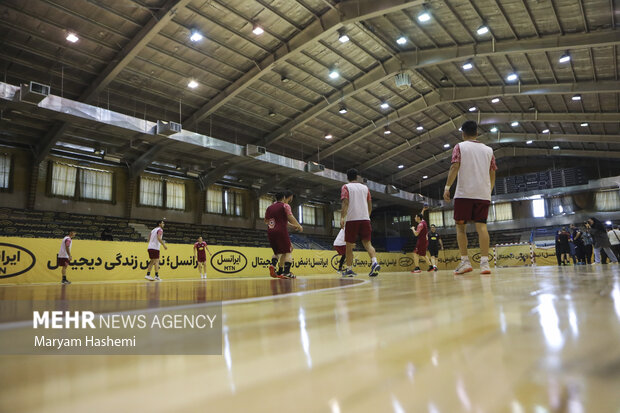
[1,265,620,412]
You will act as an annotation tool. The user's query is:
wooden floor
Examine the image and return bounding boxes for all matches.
[1,264,620,412]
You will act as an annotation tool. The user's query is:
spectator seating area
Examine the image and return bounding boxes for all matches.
[401,229,523,253]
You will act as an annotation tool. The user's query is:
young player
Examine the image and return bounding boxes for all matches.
[340,169,380,277]
[427,224,443,271]
[57,230,76,285]
[194,236,212,279]
[145,220,167,281]
[333,228,347,275]
[443,120,497,275]
[265,190,303,279]
[410,214,429,273]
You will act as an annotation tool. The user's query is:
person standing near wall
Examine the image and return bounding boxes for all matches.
[410,213,429,274]
[145,220,167,281]
[57,230,76,285]
[608,224,620,261]
[194,236,212,279]
[582,227,594,264]
[427,224,443,271]
[586,218,618,264]
[570,224,585,265]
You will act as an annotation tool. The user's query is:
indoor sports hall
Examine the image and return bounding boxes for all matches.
[1,0,619,412]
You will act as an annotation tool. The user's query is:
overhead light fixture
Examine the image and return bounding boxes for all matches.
[328,69,340,79]
[571,94,581,101]
[542,129,550,133]
[66,33,79,43]
[440,75,449,84]
[605,220,612,225]
[338,30,349,43]
[190,31,203,42]
[506,73,518,82]
[416,125,424,131]
[476,24,489,35]
[380,102,389,109]
[468,106,477,112]
[422,175,428,179]
[324,133,333,140]
[580,122,588,127]
[417,8,431,23]
[268,110,276,117]
[559,52,571,63]
[462,60,473,71]
[490,127,498,133]
[511,121,519,127]
[281,75,290,83]
[252,24,264,35]
[396,36,407,45]
[187,80,199,89]
[384,126,391,135]
[443,143,450,148]
[491,97,500,103]
[338,105,348,114]
[553,145,560,150]
[526,140,533,144]
[398,164,404,169]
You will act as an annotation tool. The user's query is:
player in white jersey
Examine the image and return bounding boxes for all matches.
[145,220,167,281]
[57,230,76,285]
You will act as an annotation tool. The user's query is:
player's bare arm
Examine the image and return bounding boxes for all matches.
[340,198,349,229]
[287,214,303,232]
[158,234,167,250]
[443,162,460,202]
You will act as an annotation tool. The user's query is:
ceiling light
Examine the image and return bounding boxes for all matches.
[187,80,198,89]
[506,73,518,82]
[443,143,450,148]
[417,10,431,23]
[338,105,348,114]
[559,52,571,63]
[252,24,264,35]
[380,102,389,109]
[490,127,498,133]
[422,175,428,179]
[324,133,333,140]
[526,140,533,144]
[190,31,203,42]
[462,61,473,70]
[281,76,289,83]
[511,121,519,127]
[580,122,588,127]
[396,36,407,45]
[384,126,391,135]
[440,76,449,84]
[571,94,581,101]
[398,165,404,169]
[328,69,340,79]
[491,98,500,103]
[416,125,424,131]
[553,145,560,150]
[542,129,550,133]
[66,33,79,43]
[268,111,276,117]
[468,106,477,112]
[476,24,489,35]
[338,30,349,43]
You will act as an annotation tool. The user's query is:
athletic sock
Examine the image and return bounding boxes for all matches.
[277,266,283,275]
[271,257,278,267]
[480,256,489,264]
[461,255,469,262]
[338,255,346,271]
[371,257,377,265]
[347,266,352,271]
[155,272,159,277]
[283,262,292,274]
[62,276,67,281]
[146,271,150,276]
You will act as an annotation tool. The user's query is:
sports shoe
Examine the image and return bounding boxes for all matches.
[427,265,434,272]
[269,265,278,278]
[433,266,438,272]
[454,260,473,275]
[61,279,71,285]
[281,272,296,279]
[480,261,491,275]
[154,276,162,281]
[369,262,380,277]
[342,269,357,277]
[145,275,154,281]
[412,267,421,273]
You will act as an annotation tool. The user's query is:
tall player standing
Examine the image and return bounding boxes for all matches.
[57,230,76,285]
[194,236,212,279]
[145,220,167,281]
[265,190,303,279]
[443,121,497,275]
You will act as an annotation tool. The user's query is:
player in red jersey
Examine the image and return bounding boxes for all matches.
[194,236,212,279]
[265,190,302,279]
[411,213,429,273]
[57,230,76,285]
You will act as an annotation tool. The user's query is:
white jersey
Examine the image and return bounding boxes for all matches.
[148,227,163,250]
[341,182,371,222]
[58,236,72,258]
[333,229,346,247]
[453,140,497,201]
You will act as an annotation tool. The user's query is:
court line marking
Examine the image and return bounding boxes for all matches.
[0,278,370,331]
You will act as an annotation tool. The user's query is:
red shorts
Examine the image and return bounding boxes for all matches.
[414,241,428,256]
[454,198,491,223]
[148,249,160,259]
[334,245,346,256]
[197,257,207,264]
[268,231,292,255]
[344,220,372,243]
[57,257,70,267]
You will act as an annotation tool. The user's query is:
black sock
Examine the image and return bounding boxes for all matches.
[338,255,346,271]
[62,276,67,281]
[284,262,292,274]
[146,271,150,276]
[271,257,278,267]
[155,272,158,277]
[277,266,283,275]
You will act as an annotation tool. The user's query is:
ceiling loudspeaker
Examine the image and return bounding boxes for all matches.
[394,72,411,90]
[17,81,50,104]
[246,144,266,157]
[156,120,182,136]
[305,161,325,173]
[385,184,400,194]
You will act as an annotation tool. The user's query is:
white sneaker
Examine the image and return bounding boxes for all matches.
[480,261,491,275]
[454,260,473,275]
[154,276,161,281]
[145,275,154,281]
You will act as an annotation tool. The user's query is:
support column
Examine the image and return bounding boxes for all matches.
[195,187,205,225]
[26,159,40,210]
[249,190,258,230]
[125,176,136,219]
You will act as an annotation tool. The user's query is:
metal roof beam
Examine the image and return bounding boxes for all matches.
[469,112,620,124]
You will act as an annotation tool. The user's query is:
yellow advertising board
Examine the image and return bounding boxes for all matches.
[533,246,558,266]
